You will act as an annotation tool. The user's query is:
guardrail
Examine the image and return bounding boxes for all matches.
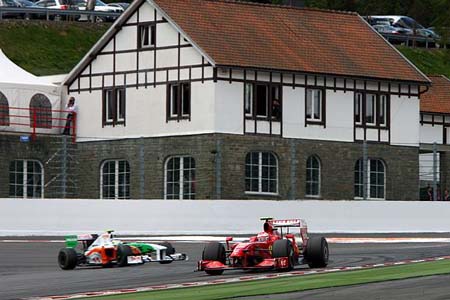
[0,105,77,142]
[0,6,121,22]
[381,32,439,48]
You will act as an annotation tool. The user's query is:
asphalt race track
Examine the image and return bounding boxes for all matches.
[1,237,450,300]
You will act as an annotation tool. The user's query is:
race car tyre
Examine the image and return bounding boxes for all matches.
[117,244,133,267]
[159,242,175,264]
[202,242,226,275]
[305,236,329,268]
[272,239,295,271]
[58,248,78,270]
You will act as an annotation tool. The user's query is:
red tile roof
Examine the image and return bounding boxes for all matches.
[154,0,428,83]
[421,75,450,114]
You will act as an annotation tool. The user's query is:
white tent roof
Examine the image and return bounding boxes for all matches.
[0,49,59,94]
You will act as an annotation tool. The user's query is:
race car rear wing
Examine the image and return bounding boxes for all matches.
[272,219,307,228]
[64,234,98,248]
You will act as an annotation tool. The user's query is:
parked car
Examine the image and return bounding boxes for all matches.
[107,2,129,11]
[0,0,32,19]
[74,0,123,22]
[367,15,440,40]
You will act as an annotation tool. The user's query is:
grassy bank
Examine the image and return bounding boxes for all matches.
[398,46,450,78]
[82,259,450,300]
[0,20,108,76]
[0,21,449,79]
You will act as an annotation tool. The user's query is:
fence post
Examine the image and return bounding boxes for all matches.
[433,142,438,201]
[289,139,297,200]
[139,137,145,200]
[215,138,222,200]
[61,136,68,198]
[363,140,368,200]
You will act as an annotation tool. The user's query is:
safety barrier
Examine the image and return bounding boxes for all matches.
[0,105,76,142]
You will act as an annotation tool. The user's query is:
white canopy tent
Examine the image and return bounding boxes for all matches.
[0,49,63,135]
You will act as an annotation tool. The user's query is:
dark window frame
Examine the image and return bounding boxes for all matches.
[29,93,52,129]
[102,87,126,127]
[244,82,282,122]
[305,87,326,126]
[100,159,130,200]
[306,155,321,197]
[164,156,196,200]
[166,82,191,121]
[137,22,156,49]
[354,91,390,129]
[245,151,279,195]
[354,158,386,200]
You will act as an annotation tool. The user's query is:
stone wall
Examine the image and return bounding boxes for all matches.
[0,133,420,200]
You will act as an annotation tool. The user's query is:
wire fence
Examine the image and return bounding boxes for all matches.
[0,7,121,22]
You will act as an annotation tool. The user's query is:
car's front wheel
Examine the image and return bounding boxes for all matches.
[305,236,329,268]
[58,248,78,270]
[202,242,226,275]
[272,239,295,271]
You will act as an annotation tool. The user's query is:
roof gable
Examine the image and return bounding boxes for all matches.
[154,0,429,83]
[421,75,450,114]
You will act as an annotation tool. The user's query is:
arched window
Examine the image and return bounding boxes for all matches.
[245,152,278,194]
[306,155,321,197]
[165,156,196,200]
[30,93,52,128]
[0,91,9,126]
[100,160,130,199]
[9,160,44,198]
[355,159,386,200]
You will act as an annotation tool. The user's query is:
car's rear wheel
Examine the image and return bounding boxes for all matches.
[159,242,175,264]
[305,236,329,268]
[117,244,133,267]
[58,248,78,270]
[272,239,295,271]
[202,242,226,275]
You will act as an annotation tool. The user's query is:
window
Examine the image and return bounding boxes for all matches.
[354,159,385,200]
[100,160,130,199]
[9,160,43,198]
[355,92,389,128]
[306,88,325,125]
[245,152,278,194]
[30,93,52,128]
[244,83,281,120]
[138,24,156,48]
[167,82,190,120]
[103,87,126,126]
[306,155,321,197]
[365,94,376,125]
[0,91,9,126]
[355,92,362,124]
[165,156,196,200]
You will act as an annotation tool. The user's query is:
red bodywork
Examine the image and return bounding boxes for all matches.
[198,218,309,272]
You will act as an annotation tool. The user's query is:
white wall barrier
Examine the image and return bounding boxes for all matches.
[1,199,450,236]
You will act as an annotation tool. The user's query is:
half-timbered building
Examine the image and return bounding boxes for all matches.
[1,0,432,200]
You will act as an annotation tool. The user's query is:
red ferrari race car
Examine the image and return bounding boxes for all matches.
[198,217,328,275]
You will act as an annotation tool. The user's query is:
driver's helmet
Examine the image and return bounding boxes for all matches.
[263,221,273,234]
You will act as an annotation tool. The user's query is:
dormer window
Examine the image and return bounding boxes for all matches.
[138,23,156,48]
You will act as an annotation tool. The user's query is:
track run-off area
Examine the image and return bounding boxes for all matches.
[1,235,450,300]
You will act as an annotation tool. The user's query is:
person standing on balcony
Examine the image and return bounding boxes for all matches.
[63,97,77,135]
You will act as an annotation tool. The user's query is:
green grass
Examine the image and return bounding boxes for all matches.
[398,46,450,78]
[0,21,449,78]
[0,20,108,76]
[82,259,450,300]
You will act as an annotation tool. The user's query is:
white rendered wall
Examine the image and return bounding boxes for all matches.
[214,81,243,134]
[390,95,420,146]
[2,199,450,235]
[420,124,443,144]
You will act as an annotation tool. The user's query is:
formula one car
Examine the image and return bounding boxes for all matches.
[58,231,187,270]
[198,217,328,275]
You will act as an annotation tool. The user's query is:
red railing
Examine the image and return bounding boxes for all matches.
[0,105,77,142]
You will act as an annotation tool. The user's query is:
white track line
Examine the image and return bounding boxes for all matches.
[25,255,450,300]
[4,236,450,244]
